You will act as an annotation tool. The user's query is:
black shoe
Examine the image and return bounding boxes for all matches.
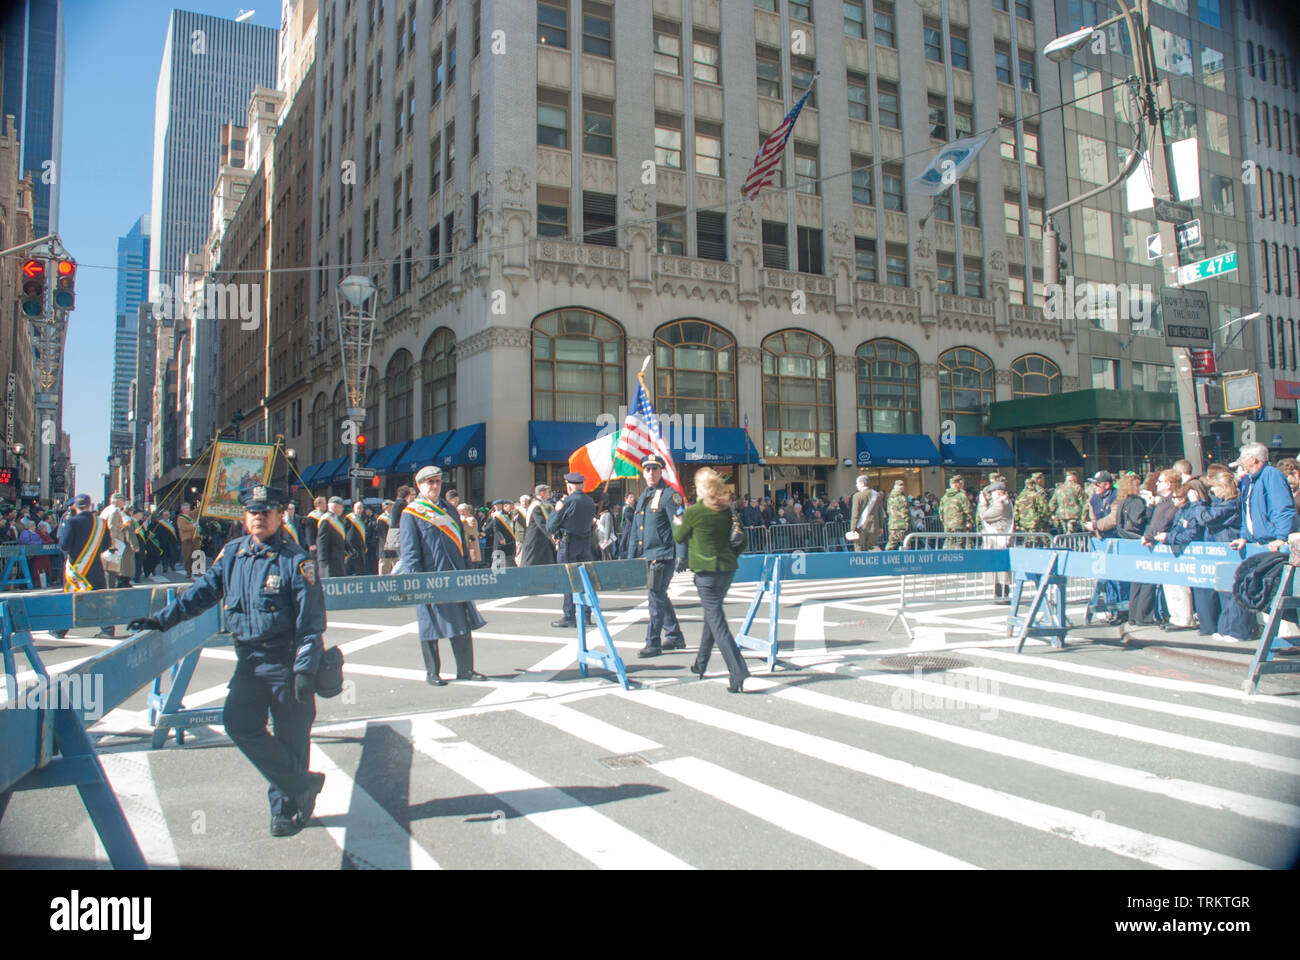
[456,671,487,681]
[690,661,706,679]
[551,619,576,629]
[94,629,116,639]
[49,629,68,639]
[727,677,748,694]
[270,815,301,838]
[293,772,325,826]
[638,645,662,658]
[662,637,686,650]
[427,674,448,686]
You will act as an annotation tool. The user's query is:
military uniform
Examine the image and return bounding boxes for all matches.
[315,501,349,578]
[547,474,598,627]
[627,474,687,654]
[939,483,974,546]
[130,486,326,837]
[1014,479,1051,533]
[886,484,909,549]
[1049,477,1085,534]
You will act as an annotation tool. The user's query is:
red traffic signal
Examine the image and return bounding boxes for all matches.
[0,468,13,486]
[53,258,76,310]
[22,259,44,278]
[356,434,366,446]
[370,476,382,488]
[20,258,46,317]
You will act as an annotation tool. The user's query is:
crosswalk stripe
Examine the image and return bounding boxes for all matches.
[513,700,662,754]
[408,726,692,870]
[962,647,1300,709]
[620,687,1264,869]
[652,756,978,870]
[861,673,1300,776]
[97,752,180,868]
[308,742,441,869]
[337,622,419,655]
[952,666,1300,739]
[794,602,826,656]
[750,676,1300,828]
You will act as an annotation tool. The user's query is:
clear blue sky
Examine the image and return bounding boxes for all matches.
[61,1,279,498]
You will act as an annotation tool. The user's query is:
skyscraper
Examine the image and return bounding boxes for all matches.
[0,0,65,237]
[111,215,150,458]
[148,9,276,301]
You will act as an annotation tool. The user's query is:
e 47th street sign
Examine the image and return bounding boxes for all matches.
[1176,249,1237,286]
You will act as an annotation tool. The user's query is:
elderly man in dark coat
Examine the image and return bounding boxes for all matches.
[399,465,487,685]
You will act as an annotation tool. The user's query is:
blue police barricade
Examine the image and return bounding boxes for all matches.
[0,544,64,591]
[1211,557,1300,695]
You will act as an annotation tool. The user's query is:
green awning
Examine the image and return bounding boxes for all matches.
[988,389,1179,432]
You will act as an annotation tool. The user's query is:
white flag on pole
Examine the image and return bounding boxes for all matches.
[911,131,993,196]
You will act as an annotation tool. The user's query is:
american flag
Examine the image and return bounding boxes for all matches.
[614,378,685,497]
[743,84,816,200]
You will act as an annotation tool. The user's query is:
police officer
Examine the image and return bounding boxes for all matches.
[128,486,326,838]
[548,472,597,628]
[626,456,687,656]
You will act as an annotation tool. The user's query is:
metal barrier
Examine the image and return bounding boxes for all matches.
[0,544,65,591]
[742,521,852,554]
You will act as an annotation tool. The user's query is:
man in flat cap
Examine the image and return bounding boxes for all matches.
[315,496,350,578]
[129,485,327,838]
[547,472,598,628]
[626,456,687,655]
[400,465,486,684]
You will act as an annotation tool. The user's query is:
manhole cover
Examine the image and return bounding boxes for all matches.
[597,753,650,770]
[877,654,972,672]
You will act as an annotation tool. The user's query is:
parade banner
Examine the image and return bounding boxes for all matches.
[199,441,276,520]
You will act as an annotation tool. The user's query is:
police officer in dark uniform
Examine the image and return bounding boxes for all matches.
[128,485,327,838]
[548,472,597,628]
[627,456,688,657]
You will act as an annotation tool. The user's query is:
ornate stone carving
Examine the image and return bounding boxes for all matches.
[989,249,1007,273]
[1062,376,1079,391]
[738,347,761,365]
[478,171,493,201]
[830,221,851,247]
[457,326,533,359]
[735,202,757,231]
[625,187,651,212]
[503,165,530,194]
[654,255,738,303]
[450,192,466,217]
[626,336,652,358]
[834,354,856,373]
[920,363,939,379]
[915,236,933,258]
[994,369,1013,385]
[534,240,627,290]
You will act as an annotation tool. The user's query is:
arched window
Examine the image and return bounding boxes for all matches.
[363,366,380,443]
[311,392,329,462]
[761,329,835,458]
[421,328,457,434]
[385,350,414,444]
[331,382,348,458]
[938,346,994,436]
[532,308,625,421]
[1011,354,1061,398]
[653,319,737,427]
[855,338,920,433]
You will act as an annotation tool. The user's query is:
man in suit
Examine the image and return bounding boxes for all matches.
[345,500,369,575]
[53,494,113,639]
[522,483,558,566]
[400,465,486,685]
[548,472,598,628]
[315,497,350,578]
[847,476,884,550]
[303,496,326,554]
[485,500,517,567]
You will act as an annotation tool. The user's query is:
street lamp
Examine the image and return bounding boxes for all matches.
[334,274,378,503]
[1043,26,1098,63]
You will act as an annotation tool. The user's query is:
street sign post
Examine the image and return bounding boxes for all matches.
[1154,197,1194,223]
[1146,233,1162,260]
[349,467,376,480]
[1176,218,1201,249]
[1161,287,1213,348]
[1176,250,1237,286]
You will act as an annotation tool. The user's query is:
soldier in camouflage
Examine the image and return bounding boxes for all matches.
[1049,470,1085,535]
[1014,473,1052,538]
[886,480,910,549]
[939,476,974,547]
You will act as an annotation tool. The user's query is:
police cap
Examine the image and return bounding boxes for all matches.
[563,472,586,485]
[241,485,286,512]
[641,456,664,470]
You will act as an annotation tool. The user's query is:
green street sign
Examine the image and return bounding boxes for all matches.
[1176,249,1237,286]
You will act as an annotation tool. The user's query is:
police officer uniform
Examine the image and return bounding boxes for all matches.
[129,486,326,838]
[547,472,598,627]
[627,457,687,656]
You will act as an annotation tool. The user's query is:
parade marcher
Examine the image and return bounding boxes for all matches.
[485,500,518,568]
[154,509,181,572]
[177,502,200,571]
[281,501,303,547]
[375,499,395,571]
[315,497,350,578]
[127,485,327,838]
[939,475,975,546]
[458,503,483,567]
[400,466,486,684]
[54,494,114,638]
[382,487,415,574]
[548,472,598,629]
[99,493,132,588]
[595,499,616,559]
[885,480,910,549]
[1049,470,1085,535]
[975,472,1004,527]
[626,457,687,655]
[522,483,558,566]
[345,501,368,575]
[303,496,327,554]
[979,482,1014,602]
[847,475,884,550]
[674,468,749,693]
[1014,474,1052,537]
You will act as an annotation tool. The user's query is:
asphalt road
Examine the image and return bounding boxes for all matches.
[2,570,1299,870]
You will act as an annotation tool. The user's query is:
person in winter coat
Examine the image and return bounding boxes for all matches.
[457,503,483,566]
[1159,478,1217,636]
[978,482,1013,602]
[1204,469,1255,642]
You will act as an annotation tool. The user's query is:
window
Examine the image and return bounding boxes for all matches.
[1022,125,1040,165]
[1004,194,1022,236]
[431,47,443,102]
[1204,109,1229,155]
[851,155,873,205]
[883,164,904,211]
[1090,357,1120,390]
[1152,26,1193,77]
[385,350,414,444]
[762,221,788,269]
[1018,48,1036,92]
[843,0,866,38]
[762,330,835,459]
[924,19,943,63]
[937,253,956,293]
[695,121,722,176]
[394,92,404,140]
[1268,316,1276,367]
[538,186,569,237]
[582,2,612,57]
[854,237,877,282]
[878,81,900,128]
[954,102,973,139]
[755,0,777,9]
[951,28,969,71]
[445,121,456,182]
[960,186,980,227]
[797,226,823,274]
[447,32,457,86]
[756,45,781,98]
[1202,45,1224,90]
[654,320,738,428]
[1014,0,1031,17]
[405,163,414,218]
[656,204,685,254]
[583,191,617,246]
[939,347,994,436]
[422,329,457,435]
[1011,355,1061,397]
[873,2,895,47]
[885,243,908,286]
[928,95,947,141]
[531,309,624,422]
[847,71,870,121]
[934,190,953,223]
[697,211,727,261]
[655,112,682,167]
[790,0,812,21]
[963,258,984,297]
[1009,273,1025,304]
[583,97,613,155]
[538,1,567,47]
[791,56,817,107]
[1248,43,1256,78]
[856,339,919,433]
[794,141,818,195]
[1077,134,1107,184]
[392,176,402,229]
[443,212,454,255]
[538,89,568,148]
[1081,207,1113,257]
[1001,126,1017,160]
[395,14,405,64]
[995,44,1013,85]
[693,32,720,83]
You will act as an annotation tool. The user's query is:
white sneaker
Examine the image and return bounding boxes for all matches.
[1215,633,1240,643]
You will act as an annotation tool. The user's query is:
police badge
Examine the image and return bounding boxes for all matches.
[264,574,283,591]
[298,559,317,586]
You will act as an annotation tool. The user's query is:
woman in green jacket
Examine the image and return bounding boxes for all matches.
[672,468,750,693]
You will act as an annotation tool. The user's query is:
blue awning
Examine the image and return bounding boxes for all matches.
[363,440,412,474]
[315,455,351,483]
[393,430,455,474]
[529,420,604,462]
[438,422,487,468]
[940,436,1016,467]
[1013,434,1085,468]
[856,433,941,468]
[671,428,760,464]
[297,461,327,486]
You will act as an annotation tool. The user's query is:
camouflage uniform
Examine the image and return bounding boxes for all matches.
[886,484,909,549]
[1014,479,1051,537]
[939,483,974,547]
[1049,477,1085,534]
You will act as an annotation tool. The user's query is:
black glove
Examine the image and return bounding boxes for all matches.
[675,557,688,573]
[128,616,163,633]
[294,673,315,703]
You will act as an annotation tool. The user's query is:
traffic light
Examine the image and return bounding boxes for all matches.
[0,467,13,486]
[20,258,46,318]
[355,433,367,465]
[53,259,76,310]
[370,475,382,488]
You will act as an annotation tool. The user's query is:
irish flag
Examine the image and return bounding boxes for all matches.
[568,430,640,492]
